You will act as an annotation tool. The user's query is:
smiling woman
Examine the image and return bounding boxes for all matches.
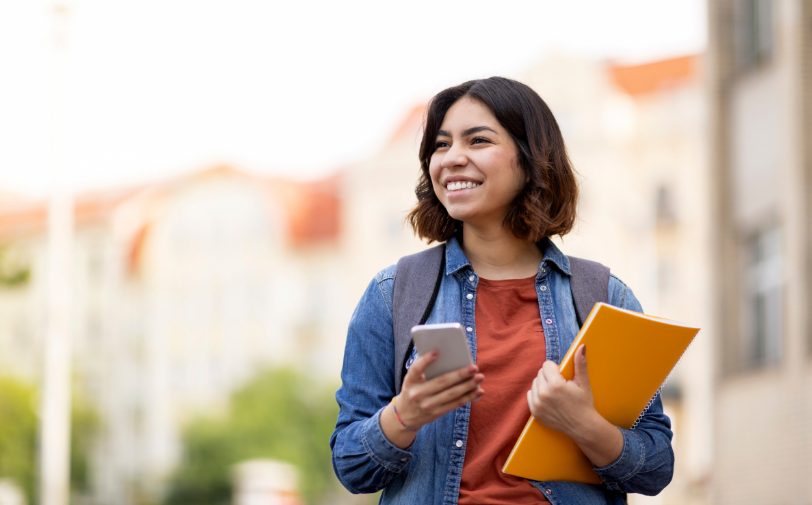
[330,77,675,505]
[408,78,578,248]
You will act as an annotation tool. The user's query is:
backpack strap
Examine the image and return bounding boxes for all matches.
[567,256,611,326]
[392,244,446,394]
[566,256,619,502]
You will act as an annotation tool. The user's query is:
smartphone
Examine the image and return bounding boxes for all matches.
[410,323,474,381]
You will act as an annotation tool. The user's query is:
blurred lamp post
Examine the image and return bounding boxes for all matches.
[38,3,74,505]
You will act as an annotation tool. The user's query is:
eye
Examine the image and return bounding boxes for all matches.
[434,140,450,149]
[472,137,491,145]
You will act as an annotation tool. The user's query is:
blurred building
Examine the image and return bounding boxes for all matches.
[0,167,343,504]
[339,104,434,299]
[708,0,812,504]
[521,53,713,505]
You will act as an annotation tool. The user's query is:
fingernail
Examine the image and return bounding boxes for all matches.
[431,350,439,357]
[467,365,477,374]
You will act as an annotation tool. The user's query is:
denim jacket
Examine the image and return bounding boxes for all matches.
[331,236,674,505]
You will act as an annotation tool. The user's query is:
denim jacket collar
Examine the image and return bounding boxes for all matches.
[445,235,572,277]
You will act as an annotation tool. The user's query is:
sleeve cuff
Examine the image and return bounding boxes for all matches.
[360,408,414,473]
[592,427,645,489]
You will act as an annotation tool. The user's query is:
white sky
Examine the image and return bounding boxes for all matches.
[0,0,706,196]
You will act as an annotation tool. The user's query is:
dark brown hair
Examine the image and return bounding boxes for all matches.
[407,77,579,243]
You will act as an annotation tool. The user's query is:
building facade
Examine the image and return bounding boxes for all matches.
[0,167,344,504]
[708,0,812,503]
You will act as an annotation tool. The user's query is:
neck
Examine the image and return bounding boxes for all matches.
[460,223,543,280]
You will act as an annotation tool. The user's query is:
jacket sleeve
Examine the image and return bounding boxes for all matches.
[329,269,414,494]
[591,275,675,496]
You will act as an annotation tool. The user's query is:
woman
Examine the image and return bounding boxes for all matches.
[330,77,674,504]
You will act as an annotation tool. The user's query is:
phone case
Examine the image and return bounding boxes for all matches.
[410,323,474,380]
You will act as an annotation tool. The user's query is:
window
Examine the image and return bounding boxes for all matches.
[655,184,677,225]
[742,227,783,367]
[735,0,774,72]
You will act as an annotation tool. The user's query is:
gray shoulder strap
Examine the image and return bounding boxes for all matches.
[392,244,445,394]
[567,256,610,327]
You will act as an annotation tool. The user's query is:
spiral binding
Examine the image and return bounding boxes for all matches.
[630,332,699,430]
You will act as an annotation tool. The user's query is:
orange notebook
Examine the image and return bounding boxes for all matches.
[502,302,700,484]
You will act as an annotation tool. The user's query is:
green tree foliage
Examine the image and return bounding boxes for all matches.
[164,368,339,505]
[0,245,30,287]
[0,376,37,499]
[0,376,98,503]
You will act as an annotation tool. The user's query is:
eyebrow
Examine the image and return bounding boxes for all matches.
[437,126,498,138]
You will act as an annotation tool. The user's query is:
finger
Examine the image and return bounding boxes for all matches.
[435,385,485,414]
[529,379,539,411]
[532,369,547,400]
[532,374,548,404]
[573,344,590,387]
[541,360,563,386]
[421,363,479,396]
[421,375,481,411]
[527,389,539,414]
[403,350,439,386]
[535,366,547,385]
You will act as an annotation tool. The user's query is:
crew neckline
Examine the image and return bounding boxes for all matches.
[476,274,537,287]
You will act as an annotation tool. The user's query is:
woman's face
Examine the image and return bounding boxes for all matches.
[429,97,526,229]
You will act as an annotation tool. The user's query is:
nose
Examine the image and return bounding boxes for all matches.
[440,142,468,169]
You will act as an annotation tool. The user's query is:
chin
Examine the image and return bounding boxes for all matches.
[445,208,479,224]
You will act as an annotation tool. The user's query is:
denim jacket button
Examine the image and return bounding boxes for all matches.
[546,319,552,324]
[466,293,473,300]
[466,327,473,332]
[540,286,547,291]
[401,458,407,462]
[455,440,463,448]
[545,488,552,495]
[469,275,475,282]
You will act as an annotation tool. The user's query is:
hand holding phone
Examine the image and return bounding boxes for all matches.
[380,323,482,447]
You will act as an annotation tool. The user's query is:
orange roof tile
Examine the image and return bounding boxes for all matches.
[609,55,699,96]
[0,166,343,254]
[285,174,342,247]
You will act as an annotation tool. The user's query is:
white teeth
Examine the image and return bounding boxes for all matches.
[447,182,480,191]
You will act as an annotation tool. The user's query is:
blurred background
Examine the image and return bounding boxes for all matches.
[0,0,810,504]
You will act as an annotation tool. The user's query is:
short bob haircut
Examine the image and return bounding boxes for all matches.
[407,77,579,243]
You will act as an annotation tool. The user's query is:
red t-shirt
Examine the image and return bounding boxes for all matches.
[458,275,550,504]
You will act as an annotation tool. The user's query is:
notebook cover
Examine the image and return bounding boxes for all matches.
[501,302,700,483]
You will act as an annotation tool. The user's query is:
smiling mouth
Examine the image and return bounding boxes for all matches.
[446,181,481,192]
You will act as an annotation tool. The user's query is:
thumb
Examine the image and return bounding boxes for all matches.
[404,349,438,386]
[573,344,590,388]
